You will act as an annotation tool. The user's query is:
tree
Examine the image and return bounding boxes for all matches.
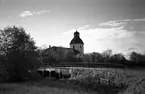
[130,51,145,63]
[101,49,112,62]
[130,52,137,62]
[90,52,104,62]
[110,53,126,62]
[0,26,36,55]
[0,26,39,81]
[78,54,92,62]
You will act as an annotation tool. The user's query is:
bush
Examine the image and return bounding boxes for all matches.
[0,65,9,82]
[6,51,41,82]
[121,78,145,94]
[71,68,126,88]
[0,56,9,82]
[27,69,41,81]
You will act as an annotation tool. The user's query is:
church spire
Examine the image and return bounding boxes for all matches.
[74,30,80,37]
[70,30,84,44]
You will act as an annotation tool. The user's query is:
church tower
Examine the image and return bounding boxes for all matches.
[70,30,84,54]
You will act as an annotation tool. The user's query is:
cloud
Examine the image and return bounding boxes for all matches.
[19,10,50,17]
[99,18,145,32]
[98,20,126,28]
[19,11,33,17]
[36,10,50,14]
[128,47,138,51]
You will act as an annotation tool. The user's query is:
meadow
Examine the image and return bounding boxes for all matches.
[0,79,98,94]
[0,66,145,94]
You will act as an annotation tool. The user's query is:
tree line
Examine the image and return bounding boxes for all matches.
[41,48,145,64]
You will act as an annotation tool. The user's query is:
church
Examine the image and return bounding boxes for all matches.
[43,30,84,61]
[70,30,84,54]
[42,30,84,63]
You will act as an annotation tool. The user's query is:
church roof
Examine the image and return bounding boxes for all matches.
[70,37,84,44]
[70,31,84,44]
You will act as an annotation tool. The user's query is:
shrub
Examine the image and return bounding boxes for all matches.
[0,65,9,82]
[121,78,145,94]
[71,68,126,88]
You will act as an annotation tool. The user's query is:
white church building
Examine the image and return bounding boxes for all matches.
[70,31,84,54]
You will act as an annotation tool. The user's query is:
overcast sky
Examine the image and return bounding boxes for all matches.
[0,0,145,55]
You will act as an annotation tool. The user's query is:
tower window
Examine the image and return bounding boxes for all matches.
[73,45,75,49]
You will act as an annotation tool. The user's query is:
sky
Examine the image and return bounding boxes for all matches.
[0,0,145,56]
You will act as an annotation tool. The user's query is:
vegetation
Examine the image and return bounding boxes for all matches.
[42,47,145,66]
[0,79,98,94]
[0,26,41,82]
[129,51,145,63]
[69,67,126,93]
[121,78,145,94]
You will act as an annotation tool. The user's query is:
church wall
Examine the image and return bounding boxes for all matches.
[70,44,84,54]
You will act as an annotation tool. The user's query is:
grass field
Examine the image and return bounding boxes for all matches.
[127,68,145,77]
[1,67,145,94]
[0,79,99,94]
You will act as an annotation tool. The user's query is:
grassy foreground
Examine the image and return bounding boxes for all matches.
[0,79,98,94]
[1,67,145,94]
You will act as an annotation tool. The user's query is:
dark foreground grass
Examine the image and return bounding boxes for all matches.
[0,79,99,94]
[127,68,145,77]
[1,67,145,94]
